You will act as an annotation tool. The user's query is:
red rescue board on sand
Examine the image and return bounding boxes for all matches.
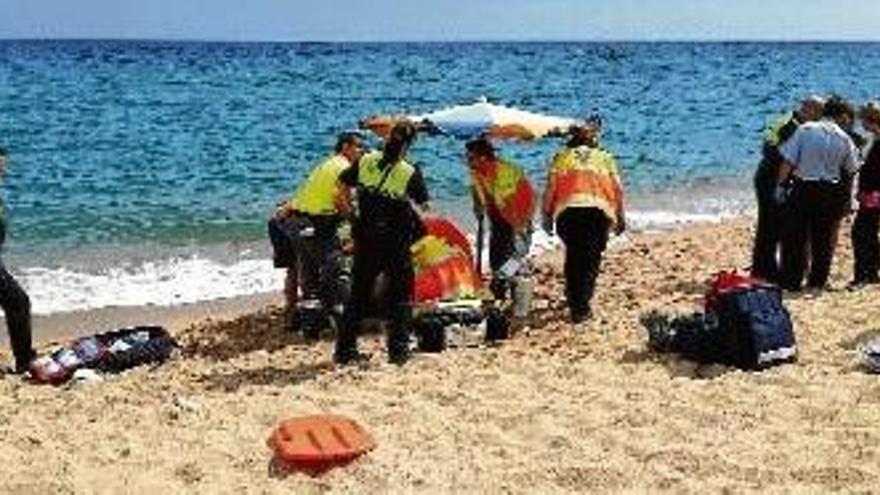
[269,415,375,474]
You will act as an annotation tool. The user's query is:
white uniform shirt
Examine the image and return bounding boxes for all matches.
[779,120,859,183]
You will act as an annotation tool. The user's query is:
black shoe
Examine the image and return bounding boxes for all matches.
[570,308,592,324]
[283,308,299,332]
[333,347,368,366]
[387,347,411,366]
[387,333,412,366]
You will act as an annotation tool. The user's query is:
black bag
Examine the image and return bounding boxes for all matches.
[712,285,796,370]
[643,273,796,370]
[95,326,178,373]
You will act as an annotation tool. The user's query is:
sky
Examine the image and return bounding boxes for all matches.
[4,0,880,42]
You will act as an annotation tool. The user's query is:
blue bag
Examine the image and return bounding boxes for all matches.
[713,285,796,370]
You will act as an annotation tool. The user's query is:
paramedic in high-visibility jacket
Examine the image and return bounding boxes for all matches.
[268,131,365,335]
[541,120,626,324]
[465,137,536,300]
[335,121,431,366]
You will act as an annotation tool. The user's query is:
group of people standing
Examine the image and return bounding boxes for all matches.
[270,118,626,365]
[752,94,880,290]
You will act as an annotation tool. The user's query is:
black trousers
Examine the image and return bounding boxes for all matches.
[298,223,347,311]
[0,260,34,370]
[852,209,880,283]
[751,163,783,282]
[780,181,841,290]
[337,238,413,356]
[269,213,347,310]
[488,217,514,300]
[556,207,611,318]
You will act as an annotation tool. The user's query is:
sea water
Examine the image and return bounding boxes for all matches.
[2,40,880,314]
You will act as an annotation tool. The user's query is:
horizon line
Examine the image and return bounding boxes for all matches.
[2,37,880,44]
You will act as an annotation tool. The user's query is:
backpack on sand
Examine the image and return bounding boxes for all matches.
[706,271,797,370]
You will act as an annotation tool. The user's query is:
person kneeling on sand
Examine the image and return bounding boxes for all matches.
[0,147,36,374]
[540,118,626,324]
[268,131,365,336]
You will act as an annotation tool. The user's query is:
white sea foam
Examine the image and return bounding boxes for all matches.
[16,202,749,316]
[18,255,283,316]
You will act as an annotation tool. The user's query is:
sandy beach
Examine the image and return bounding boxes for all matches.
[2,217,879,494]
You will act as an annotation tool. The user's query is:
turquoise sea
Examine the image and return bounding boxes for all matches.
[2,41,879,314]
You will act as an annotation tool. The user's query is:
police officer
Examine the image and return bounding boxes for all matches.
[0,147,35,374]
[269,132,365,336]
[751,96,824,282]
[335,121,431,365]
[776,96,860,291]
[464,137,535,301]
[541,119,626,324]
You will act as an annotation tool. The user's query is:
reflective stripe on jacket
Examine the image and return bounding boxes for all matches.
[471,158,535,232]
[543,145,623,227]
[357,151,415,199]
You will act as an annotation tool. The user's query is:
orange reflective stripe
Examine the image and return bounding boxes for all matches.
[545,146,623,225]
[473,159,535,231]
[553,168,621,216]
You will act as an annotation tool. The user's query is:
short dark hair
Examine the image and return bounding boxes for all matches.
[388,120,418,146]
[382,121,418,163]
[0,146,7,157]
[823,95,855,120]
[465,136,495,158]
[334,131,364,153]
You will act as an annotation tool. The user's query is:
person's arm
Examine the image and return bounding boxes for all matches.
[541,156,559,233]
[776,127,803,185]
[338,163,358,188]
[842,138,860,176]
[470,183,485,219]
[605,153,627,235]
[406,168,432,211]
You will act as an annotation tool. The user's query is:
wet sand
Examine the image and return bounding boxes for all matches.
[2,217,879,494]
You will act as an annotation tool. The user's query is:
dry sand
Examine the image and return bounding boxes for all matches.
[2,217,879,494]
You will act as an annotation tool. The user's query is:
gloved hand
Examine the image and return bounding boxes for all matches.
[541,213,554,235]
[773,184,789,205]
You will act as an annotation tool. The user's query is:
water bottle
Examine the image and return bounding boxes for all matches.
[512,276,534,318]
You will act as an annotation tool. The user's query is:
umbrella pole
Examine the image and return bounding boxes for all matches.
[476,215,484,277]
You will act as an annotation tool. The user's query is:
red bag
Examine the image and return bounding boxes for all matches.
[705,270,771,312]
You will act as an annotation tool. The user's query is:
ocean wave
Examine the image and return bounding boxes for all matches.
[16,206,749,316]
[19,256,282,315]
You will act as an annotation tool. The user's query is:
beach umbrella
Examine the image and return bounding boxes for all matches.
[361,98,574,278]
[361,97,576,141]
